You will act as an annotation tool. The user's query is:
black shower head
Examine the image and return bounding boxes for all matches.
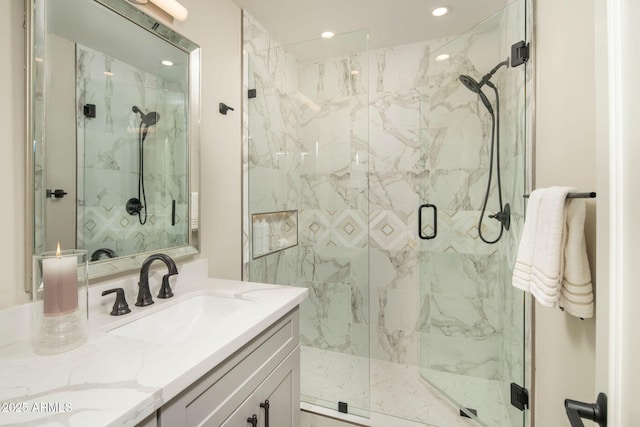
[459,74,481,93]
[459,58,509,92]
[132,106,160,127]
[142,111,159,126]
[459,75,494,114]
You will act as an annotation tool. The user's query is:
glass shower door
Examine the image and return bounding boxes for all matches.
[79,70,189,259]
[246,31,371,418]
[418,1,528,426]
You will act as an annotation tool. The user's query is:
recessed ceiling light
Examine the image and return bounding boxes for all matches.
[435,53,450,61]
[321,31,335,39]
[104,71,114,76]
[161,60,174,66]
[351,70,360,75]
[432,6,449,17]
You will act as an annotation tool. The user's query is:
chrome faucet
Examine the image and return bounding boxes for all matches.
[136,253,178,307]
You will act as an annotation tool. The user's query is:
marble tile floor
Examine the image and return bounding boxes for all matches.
[301,346,499,427]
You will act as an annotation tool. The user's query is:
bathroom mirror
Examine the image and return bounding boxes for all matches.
[26,0,200,291]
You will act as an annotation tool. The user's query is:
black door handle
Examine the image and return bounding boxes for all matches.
[565,393,607,427]
[418,204,437,240]
[247,414,258,426]
[46,189,68,199]
[260,400,270,427]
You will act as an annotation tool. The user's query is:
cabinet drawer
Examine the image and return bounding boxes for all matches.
[161,308,299,427]
[221,348,300,427]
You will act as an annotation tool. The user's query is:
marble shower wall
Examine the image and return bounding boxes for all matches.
[296,48,370,358]
[245,20,371,358]
[76,45,189,259]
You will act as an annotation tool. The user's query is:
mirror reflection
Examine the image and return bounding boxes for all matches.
[33,0,198,269]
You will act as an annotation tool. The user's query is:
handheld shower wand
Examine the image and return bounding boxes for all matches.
[132,105,160,127]
[458,59,509,114]
[126,106,160,225]
[459,58,510,244]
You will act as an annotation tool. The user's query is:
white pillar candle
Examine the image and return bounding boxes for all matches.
[42,247,79,316]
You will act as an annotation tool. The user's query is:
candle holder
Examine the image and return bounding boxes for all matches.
[32,249,88,355]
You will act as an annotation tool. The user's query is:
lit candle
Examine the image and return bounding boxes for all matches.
[42,243,79,316]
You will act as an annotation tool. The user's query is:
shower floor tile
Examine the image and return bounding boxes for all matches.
[301,346,485,427]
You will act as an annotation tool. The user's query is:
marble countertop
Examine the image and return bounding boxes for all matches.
[0,274,307,426]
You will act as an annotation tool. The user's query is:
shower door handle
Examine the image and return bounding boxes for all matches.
[418,204,437,240]
[46,189,68,199]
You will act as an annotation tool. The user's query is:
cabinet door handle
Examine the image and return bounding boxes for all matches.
[260,400,270,427]
[418,204,437,239]
[247,414,258,426]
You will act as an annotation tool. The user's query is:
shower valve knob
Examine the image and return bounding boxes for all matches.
[488,204,511,231]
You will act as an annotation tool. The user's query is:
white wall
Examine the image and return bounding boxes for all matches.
[121,0,243,281]
[0,0,242,310]
[45,34,76,252]
[0,0,28,310]
[534,0,597,425]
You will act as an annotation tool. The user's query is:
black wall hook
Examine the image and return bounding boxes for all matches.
[219,102,235,115]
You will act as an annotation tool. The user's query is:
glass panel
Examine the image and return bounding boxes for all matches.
[418,1,527,426]
[247,30,370,417]
[78,45,189,261]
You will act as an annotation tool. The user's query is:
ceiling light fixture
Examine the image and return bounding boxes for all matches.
[104,71,114,76]
[351,70,360,75]
[435,53,450,61]
[432,6,449,17]
[127,0,188,21]
[321,31,335,39]
[161,60,174,66]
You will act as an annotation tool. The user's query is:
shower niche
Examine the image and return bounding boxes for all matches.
[251,210,298,259]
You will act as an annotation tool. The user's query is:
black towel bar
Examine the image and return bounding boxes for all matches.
[523,192,596,199]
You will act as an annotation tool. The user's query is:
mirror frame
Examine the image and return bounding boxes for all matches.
[25,0,201,292]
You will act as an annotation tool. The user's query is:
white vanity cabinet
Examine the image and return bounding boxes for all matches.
[221,350,298,427]
[159,308,300,427]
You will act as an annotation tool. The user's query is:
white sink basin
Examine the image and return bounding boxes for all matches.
[108,295,250,344]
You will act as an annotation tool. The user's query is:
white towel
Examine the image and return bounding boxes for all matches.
[512,187,578,308]
[559,199,594,318]
[191,192,199,231]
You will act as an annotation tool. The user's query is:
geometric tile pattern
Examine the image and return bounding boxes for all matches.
[370,209,418,250]
[300,209,368,249]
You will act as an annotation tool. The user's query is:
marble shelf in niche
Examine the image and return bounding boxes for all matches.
[251,210,298,259]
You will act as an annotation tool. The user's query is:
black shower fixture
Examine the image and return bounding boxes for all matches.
[132,105,160,127]
[127,105,160,225]
[459,58,510,244]
[459,75,494,114]
[459,59,509,113]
